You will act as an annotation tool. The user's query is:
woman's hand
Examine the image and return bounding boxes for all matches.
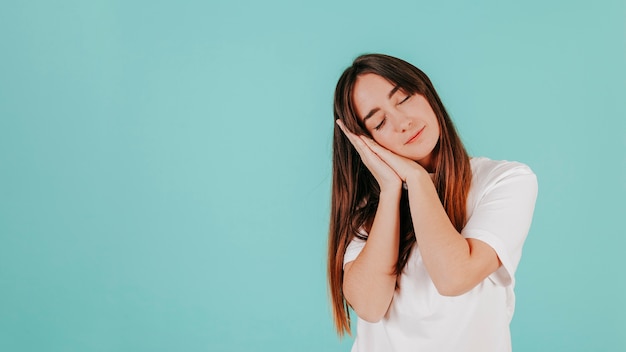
[359,136,428,182]
[336,120,428,184]
[336,120,402,192]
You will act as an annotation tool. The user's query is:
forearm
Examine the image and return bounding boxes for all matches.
[405,171,497,296]
[343,189,401,322]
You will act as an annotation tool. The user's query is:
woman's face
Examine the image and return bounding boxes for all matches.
[352,73,440,170]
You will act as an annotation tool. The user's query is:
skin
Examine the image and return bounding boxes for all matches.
[352,73,441,173]
[337,73,501,323]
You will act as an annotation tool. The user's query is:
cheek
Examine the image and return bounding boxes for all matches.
[432,121,441,139]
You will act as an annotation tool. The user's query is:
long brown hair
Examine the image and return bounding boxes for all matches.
[327,54,472,336]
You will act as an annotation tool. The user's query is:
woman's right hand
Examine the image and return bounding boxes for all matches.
[336,120,402,193]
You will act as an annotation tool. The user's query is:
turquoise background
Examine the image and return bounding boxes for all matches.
[1,0,624,351]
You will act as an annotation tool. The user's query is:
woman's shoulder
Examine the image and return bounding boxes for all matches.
[466,157,538,215]
[469,157,537,190]
[470,156,535,177]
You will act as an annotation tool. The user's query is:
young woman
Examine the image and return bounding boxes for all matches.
[328,54,538,352]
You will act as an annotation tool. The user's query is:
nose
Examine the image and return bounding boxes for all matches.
[391,112,412,132]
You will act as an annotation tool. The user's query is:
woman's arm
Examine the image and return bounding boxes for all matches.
[343,188,401,322]
[359,137,501,296]
[404,171,500,296]
[336,120,404,322]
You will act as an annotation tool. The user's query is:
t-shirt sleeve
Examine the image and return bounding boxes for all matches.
[343,234,367,269]
[461,163,538,287]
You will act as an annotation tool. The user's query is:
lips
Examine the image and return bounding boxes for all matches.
[405,126,425,145]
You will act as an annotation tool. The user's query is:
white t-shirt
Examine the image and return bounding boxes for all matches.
[343,157,538,352]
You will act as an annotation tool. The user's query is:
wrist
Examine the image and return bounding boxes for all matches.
[404,168,432,188]
[379,186,402,201]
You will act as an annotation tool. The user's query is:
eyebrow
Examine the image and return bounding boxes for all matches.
[362,85,402,122]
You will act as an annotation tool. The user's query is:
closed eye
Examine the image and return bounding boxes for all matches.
[374,118,386,131]
[398,94,411,104]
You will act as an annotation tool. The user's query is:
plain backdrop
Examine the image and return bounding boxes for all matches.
[1,0,624,351]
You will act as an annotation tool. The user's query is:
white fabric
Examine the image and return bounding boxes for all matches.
[343,157,538,352]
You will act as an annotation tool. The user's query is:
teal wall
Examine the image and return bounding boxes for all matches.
[1,1,624,351]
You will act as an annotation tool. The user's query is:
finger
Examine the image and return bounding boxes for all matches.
[359,136,408,171]
[336,120,371,155]
[336,122,391,172]
[360,136,394,159]
[335,120,358,142]
[360,135,387,151]
[334,120,396,172]
[335,121,402,187]
[351,137,377,161]
[335,119,346,131]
